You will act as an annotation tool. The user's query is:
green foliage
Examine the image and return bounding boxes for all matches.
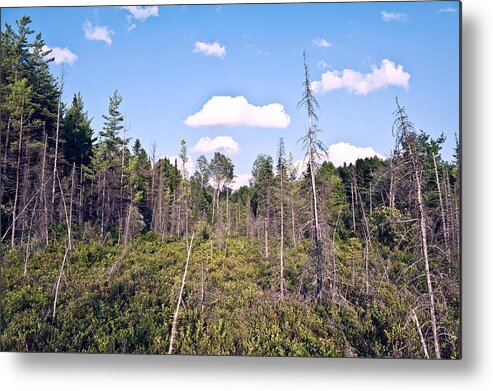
[1,233,458,357]
[62,93,94,167]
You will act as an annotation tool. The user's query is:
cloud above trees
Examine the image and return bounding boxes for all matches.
[231,173,252,190]
[42,45,78,65]
[191,136,240,155]
[294,142,384,177]
[184,96,290,128]
[311,59,410,95]
[327,142,385,167]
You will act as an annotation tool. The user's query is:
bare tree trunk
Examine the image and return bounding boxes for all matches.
[119,125,127,244]
[236,202,240,235]
[331,209,342,298]
[157,167,163,234]
[308,123,323,303]
[23,196,38,279]
[212,187,216,225]
[68,163,76,247]
[414,166,441,359]
[432,153,451,271]
[185,197,189,239]
[280,170,285,300]
[52,172,73,323]
[389,158,396,209]
[454,180,460,258]
[168,233,194,355]
[123,193,133,249]
[394,100,441,358]
[226,187,230,235]
[52,247,69,323]
[40,127,49,244]
[443,169,453,250]
[246,198,251,239]
[411,309,429,359]
[150,143,157,229]
[176,199,181,236]
[354,175,371,296]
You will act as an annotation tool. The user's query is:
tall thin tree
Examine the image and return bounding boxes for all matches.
[298,51,326,303]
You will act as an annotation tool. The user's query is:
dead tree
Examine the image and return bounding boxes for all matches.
[298,51,326,303]
[168,233,195,354]
[432,153,451,270]
[52,170,74,323]
[277,138,286,299]
[393,98,441,359]
[353,170,371,296]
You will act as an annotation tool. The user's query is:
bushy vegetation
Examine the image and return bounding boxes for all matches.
[1,233,458,357]
[0,17,460,358]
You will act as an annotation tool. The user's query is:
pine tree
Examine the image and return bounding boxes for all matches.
[62,93,94,168]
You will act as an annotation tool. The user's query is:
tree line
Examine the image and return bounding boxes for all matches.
[1,17,460,358]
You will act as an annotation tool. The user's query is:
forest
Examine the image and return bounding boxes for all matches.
[0,17,460,358]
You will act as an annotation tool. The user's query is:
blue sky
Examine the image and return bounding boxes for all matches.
[2,2,460,187]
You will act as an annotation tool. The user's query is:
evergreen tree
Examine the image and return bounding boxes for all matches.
[99,90,124,163]
[62,93,94,168]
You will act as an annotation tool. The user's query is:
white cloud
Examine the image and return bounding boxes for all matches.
[191,136,240,156]
[328,142,385,167]
[293,158,308,179]
[193,41,226,59]
[83,21,113,46]
[312,38,332,48]
[125,15,136,31]
[439,7,457,13]
[317,60,330,69]
[294,142,384,176]
[231,173,252,190]
[121,6,159,21]
[381,11,408,22]
[42,45,78,65]
[311,59,410,96]
[184,96,291,128]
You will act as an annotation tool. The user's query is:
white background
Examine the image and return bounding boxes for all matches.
[0,0,491,390]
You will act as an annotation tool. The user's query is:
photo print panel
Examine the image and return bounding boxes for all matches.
[0,1,461,358]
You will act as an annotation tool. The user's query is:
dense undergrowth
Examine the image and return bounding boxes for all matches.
[0,233,459,357]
